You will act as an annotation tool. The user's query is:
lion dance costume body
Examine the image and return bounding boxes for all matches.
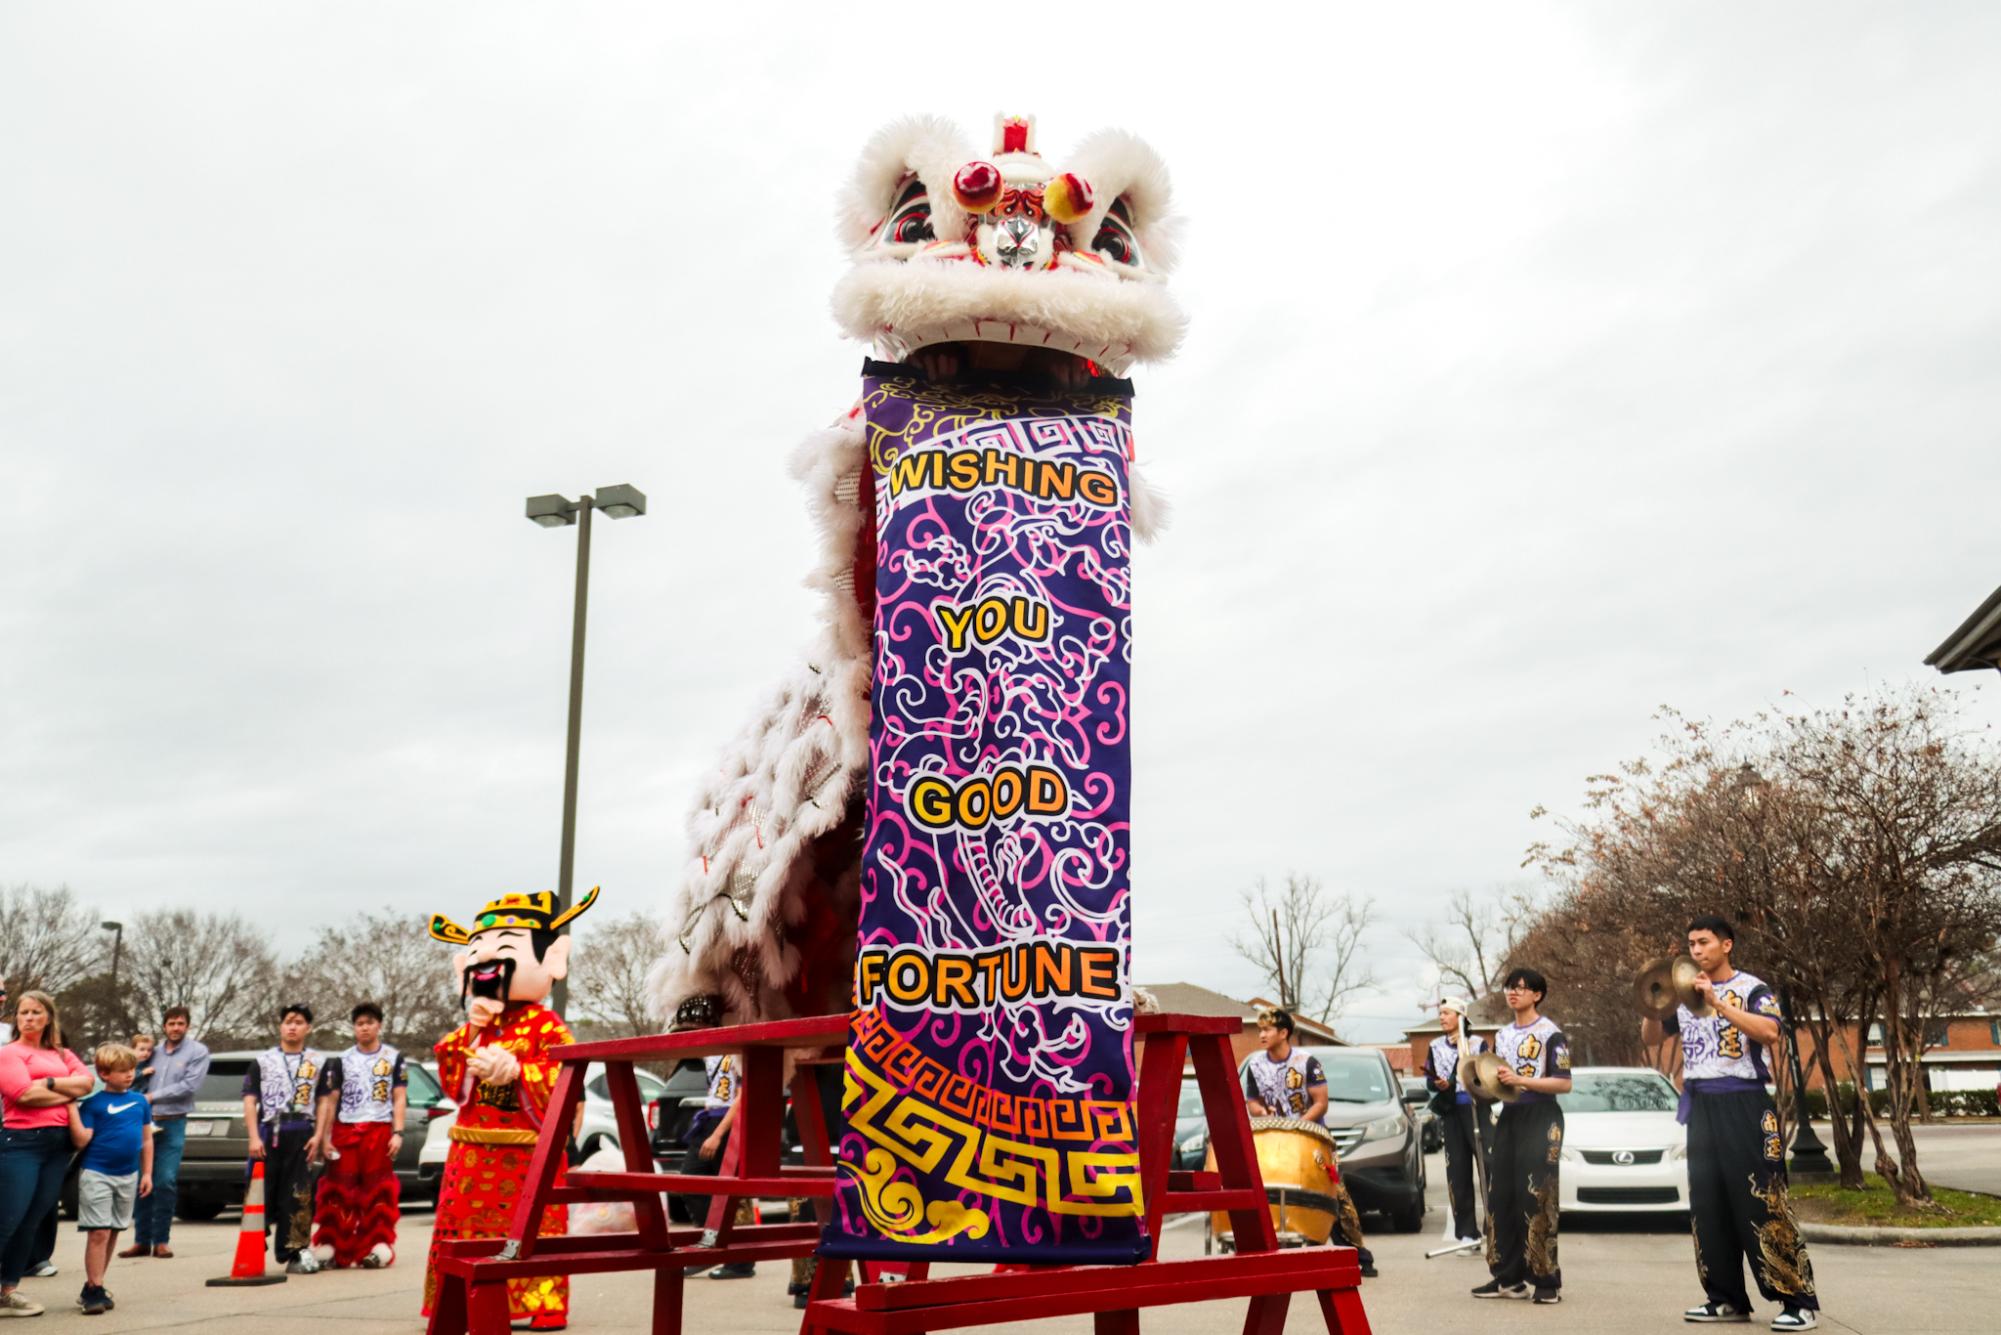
[650,114,1184,1264]
[424,888,597,1327]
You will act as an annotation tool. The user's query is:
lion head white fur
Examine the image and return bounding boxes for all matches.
[832,114,1185,376]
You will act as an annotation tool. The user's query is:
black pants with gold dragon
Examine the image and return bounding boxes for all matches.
[1687,1089,1817,1314]
[1484,1101,1562,1291]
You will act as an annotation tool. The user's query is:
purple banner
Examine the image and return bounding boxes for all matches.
[823,366,1145,1264]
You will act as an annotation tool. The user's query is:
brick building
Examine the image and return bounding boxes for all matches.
[1794,1012,2001,1093]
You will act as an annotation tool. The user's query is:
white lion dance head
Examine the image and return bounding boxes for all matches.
[647,113,1183,1029]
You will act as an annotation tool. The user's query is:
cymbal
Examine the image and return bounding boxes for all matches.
[1462,1050,1522,1104]
[1634,954,1714,1021]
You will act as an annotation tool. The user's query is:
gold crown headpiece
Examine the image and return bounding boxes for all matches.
[428,886,600,946]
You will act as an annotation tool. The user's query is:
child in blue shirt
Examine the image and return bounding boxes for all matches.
[68,1043,154,1316]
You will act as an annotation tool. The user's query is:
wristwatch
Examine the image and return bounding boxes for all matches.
[43,1077,55,1092]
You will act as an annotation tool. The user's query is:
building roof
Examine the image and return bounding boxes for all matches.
[1139,982,1258,1020]
[1246,998,1347,1046]
[1926,585,2001,674]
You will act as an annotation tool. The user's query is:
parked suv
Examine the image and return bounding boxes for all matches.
[174,1049,447,1218]
[1276,1047,1428,1233]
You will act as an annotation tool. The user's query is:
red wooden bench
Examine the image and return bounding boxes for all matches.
[426,1012,1372,1335]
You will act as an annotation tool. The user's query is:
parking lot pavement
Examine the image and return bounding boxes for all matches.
[23,1153,1994,1333]
[1846,1120,2001,1196]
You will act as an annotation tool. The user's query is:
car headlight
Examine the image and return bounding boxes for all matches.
[1179,1132,1207,1156]
[1360,1114,1406,1143]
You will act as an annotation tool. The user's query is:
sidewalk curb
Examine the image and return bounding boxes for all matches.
[1799,1221,2001,1247]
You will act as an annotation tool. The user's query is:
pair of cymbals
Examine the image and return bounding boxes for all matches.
[1461,1051,1522,1104]
[1634,955,1715,1021]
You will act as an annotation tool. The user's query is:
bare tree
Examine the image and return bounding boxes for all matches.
[1229,873,1376,1029]
[0,884,104,995]
[122,909,280,1047]
[282,906,465,1052]
[1527,689,2001,1206]
[1405,885,1539,1006]
[570,912,670,1039]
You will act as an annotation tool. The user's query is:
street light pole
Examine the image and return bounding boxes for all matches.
[101,921,125,1035]
[1729,765,1834,1179]
[525,484,645,1017]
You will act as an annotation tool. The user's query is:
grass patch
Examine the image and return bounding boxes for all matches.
[1792,1174,2001,1228]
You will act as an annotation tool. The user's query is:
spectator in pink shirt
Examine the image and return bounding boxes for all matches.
[0,991,93,1317]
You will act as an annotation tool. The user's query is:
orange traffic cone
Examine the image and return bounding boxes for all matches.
[206,1160,287,1287]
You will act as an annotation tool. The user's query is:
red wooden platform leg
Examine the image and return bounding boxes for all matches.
[604,1061,673,1249]
[1319,1284,1373,1335]
[1244,1292,1292,1335]
[466,1277,513,1335]
[426,1270,469,1335]
[1191,1032,1278,1252]
[501,1059,588,1262]
[1134,1028,1191,1257]
[652,1268,685,1335]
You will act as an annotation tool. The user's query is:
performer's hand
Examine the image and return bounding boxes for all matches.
[305,1135,325,1163]
[467,997,506,1029]
[388,1132,404,1157]
[1496,1067,1519,1088]
[469,1045,521,1086]
[701,1131,724,1161]
[139,1174,153,1198]
[247,1131,267,1160]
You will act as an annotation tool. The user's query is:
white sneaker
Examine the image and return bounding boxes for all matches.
[26,1263,55,1279]
[1770,1309,1818,1331]
[1686,1302,1752,1323]
[0,1292,44,1317]
[285,1254,321,1275]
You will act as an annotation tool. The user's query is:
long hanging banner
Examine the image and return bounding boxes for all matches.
[823,364,1146,1264]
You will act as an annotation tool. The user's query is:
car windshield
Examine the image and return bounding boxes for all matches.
[1176,1080,1203,1119]
[1559,1071,1679,1114]
[1317,1054,1392,1104]
[195,1061,251,1106]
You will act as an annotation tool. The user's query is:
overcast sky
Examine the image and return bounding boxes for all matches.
[4,4,1999,1042]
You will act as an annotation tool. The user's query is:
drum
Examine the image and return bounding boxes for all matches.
[1207,1116,1343,1248]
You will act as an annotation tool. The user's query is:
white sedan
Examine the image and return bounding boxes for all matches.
[1556,1066,1690,1213]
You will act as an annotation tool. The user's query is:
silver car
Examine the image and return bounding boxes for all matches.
[1273,1047,1429,1233]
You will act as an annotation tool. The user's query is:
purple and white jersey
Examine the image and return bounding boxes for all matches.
[1494,1015,1569,1103]
[322,1044,406,1124]
[1243,1048,1326,1119]
[703,1054,738,1110]
[1666,969,1779,1083]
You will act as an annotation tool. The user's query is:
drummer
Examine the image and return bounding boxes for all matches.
[1243,1007,1377,1278]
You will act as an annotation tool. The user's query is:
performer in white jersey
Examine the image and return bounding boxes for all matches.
[1472,967,1570,1305]
[1643,915,1819,1331]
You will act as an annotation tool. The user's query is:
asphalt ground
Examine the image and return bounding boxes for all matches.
[16,1135,1997,1334]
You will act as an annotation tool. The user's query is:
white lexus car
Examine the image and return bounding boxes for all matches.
[1556,1066,1690,1213]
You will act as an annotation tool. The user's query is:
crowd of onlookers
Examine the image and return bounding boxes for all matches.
[0,976,406,1318]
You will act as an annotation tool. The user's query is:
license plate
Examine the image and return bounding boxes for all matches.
[185,1120,217,1137]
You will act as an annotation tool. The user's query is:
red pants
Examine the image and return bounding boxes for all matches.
[312,1120,400,1267]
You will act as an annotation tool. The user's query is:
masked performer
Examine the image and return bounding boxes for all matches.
[1643,915,1819,1331]
[1242,1008,1377,1278]
[1472,967,1570,1306]
[310,1002,406,1270]
[1428,996,1491,1246]
[422,888,596,1331]
[648,113,1182,1266]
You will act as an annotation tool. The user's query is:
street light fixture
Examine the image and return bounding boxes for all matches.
[525,484,647,1014]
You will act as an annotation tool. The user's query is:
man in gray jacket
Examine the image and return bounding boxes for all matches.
[121,1006,209,1259]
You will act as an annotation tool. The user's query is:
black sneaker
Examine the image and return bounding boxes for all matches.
[1533,1286,1561,1305]
[1473,1280,1528,1299]
[1686,1302,1752,1323]
[709,1263,756,1279]
[1770,1309,1818,1331]
[77,1286,110,1316]
[680,1264,714,1278]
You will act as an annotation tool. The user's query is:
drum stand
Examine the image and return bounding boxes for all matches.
[1424,1013,1494,1261]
